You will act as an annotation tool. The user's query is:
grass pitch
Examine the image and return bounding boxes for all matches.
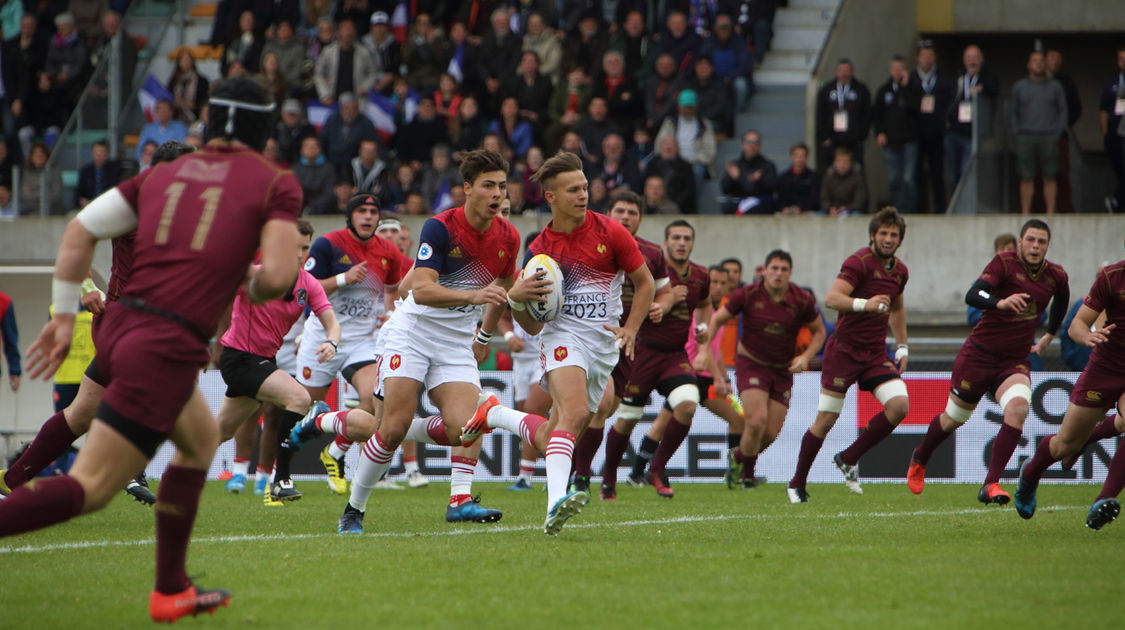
[1,481,1117,629]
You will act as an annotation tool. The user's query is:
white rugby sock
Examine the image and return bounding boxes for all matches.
[545,431,576,509]
[231,458,250,477]
[487,404,529,433]
[349,433,394,512]
[327,439,349,460]
[518,459,536,481]
[450,455,476,503]
[404,415,451,445]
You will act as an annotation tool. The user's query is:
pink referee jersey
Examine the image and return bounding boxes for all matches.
[221,268,332,358]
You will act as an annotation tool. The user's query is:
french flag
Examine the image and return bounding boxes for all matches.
[306,100,337,132]
[366,91,397,144]
[138,75,174,122]
[447,41,465,84]
[432,179,453,213]
[391,1,408,42]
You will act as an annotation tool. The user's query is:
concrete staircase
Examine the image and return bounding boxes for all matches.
[698,0,840,213]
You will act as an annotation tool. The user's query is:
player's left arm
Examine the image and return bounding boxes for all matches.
[888,293,909,373]
[791,315,826,374]
[1033,278,1071,354]
[1068,304,1115,347]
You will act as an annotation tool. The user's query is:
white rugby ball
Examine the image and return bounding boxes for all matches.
[523,253,564,322]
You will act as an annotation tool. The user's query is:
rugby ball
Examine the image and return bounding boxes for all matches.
[523,254,565,322]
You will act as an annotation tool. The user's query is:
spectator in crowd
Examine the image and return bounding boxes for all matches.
[335,0,375,27]
[274,98,316,164]
[911,40,954,214]
[387,162,421,210]
[135,99,186,161]
[506,176,526,215]
[644,133,696,213]
[86,11,134,123]
[488,96,532,159]
[1045,48,1081,214]
[433,72,463,126]
[17,14,47,79]
[0,289,19,392]
[314,19,376,104]
[651,10,700,71]
[820,146,866,215]
[256,50,290,105]
[478,7,522,114]
[261,18,306,90]
[0,138,17,189]
[656,89,716,194]
[362,11,401,94]
[168,48,210,123]
[327,178,356,213]
[452,95,487,159]
[19,141,62,215]
[815,58,870,170]
[523,12,562,81]
[872,54,921,214]
[593,132,642,194]
[318,91,378,177]
[481,132,512,164]
[19,71,67,156]
[402,13,448,94]
[577,96,622,163]
[0,184,14,219]
[74,139,121,209]
[777,142,820,214]
[644,52,681,130]
[739,0,777,65]
[0,1,19,44]
[69,0,108,46]
[521,145,545,212]
[700,13,753,113]
[44,12,86,100]
[302,0,333,35]
[593,50,642,131]
[447,21,483,97]
[685,54,733,137]
[222,10,264,75]
[250,0,300,34]
[562,13,609,81]
[403,190,427,215]
[721,129,777,214]
[184,122,204,148]
[559,130,594,172]
[350,137,388,195]
[643,174,679,213]
[1101,46,1125,212]
[420,143,461,209]
[1008,50,1067,215]
[293,136,336,214]
[262,137,282,163]
[137,139,156,171]
[546,65,592,149]
[610,10,653,81]
[587,175,608,212]
[399,97,450,164]
[947,44,999,187]
[506,50,553,132]
[307,16,335,63]
[630,125,655,172]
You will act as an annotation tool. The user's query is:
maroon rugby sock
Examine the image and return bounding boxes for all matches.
[572,426,604,477]
[154,465,207,595]
[984,423,1022,485]
[789,430,824,489]
[913,414,953,466]
[1081,415,1122,450]
[740,453,758,480]
[601,426,629,483]
[838,412,895,466]
[0,475,85,537]
[1096,445,1125,501]
[649,419,691,477]
[5,411,80,488]
[1021,436,1058,487]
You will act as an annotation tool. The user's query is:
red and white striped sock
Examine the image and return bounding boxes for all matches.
[519,414,548,450]
[518,459,536,481]
[328,435,352,460]
[231,458,250,477]
[349,433,395,512]
[450,455,476,506]
[404,415,451,446]
[255,464,272,478]
[545,430,576,508]
[488,403,543,435]
[316,410,348,436]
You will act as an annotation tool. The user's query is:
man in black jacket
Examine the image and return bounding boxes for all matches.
[815,58,871,171]
[872,55,921,213]
[946,44,999,188]
[911,41,954,213]
[720,129,777,214]
[73,140,123,209]
[777,142,820,214]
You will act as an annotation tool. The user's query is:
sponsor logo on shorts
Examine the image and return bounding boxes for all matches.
[960,380,972,391]
[554,346,568,361]
[1087,390,1102,403]
[302,366,312,380]
[304,257,316,271]
[418,243,433,260]
[390,354,402,370]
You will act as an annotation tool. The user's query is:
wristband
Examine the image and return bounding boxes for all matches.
[475,330,493,345]
[335,273,348,289]
[326,340,338,349]
[52,278,83,315]
[852,298,868,312]
[507,296,526,311]
[503,331,515,342]
[894,345,908,361]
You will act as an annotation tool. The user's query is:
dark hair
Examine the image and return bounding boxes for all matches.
[868,207,907,241]
[764,249,793,268]
[459,149,509,184]
[993,232,1017,252]
[837,57,853,68]
[891,54,905,63]
[834,146,853,159]
[708,265,728,275]
[790,141,809,155]
[664,219,694,239]
[609,189,644,214]
[297,219,314,237]
[204,77,274,151]
[719,257,742,271]
[1020,218,1051,240]
[93,139,108,150]
[524,230,540,250]
[151,140,195,165]
[531,151,583,190]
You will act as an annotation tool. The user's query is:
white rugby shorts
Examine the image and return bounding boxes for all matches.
[540,331,619,413]
[296,326,378,387]
[379,310,480,391]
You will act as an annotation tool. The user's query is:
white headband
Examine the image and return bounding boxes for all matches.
[209,97,277,134]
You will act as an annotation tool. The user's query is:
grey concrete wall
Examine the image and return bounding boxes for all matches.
[952,0,1125,32]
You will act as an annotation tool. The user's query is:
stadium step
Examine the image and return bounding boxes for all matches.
[770,27,833,52]
[774,7,838,28]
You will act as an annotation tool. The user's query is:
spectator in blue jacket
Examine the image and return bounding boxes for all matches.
[700,14,754,112]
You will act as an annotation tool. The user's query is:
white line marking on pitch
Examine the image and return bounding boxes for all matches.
[0,505,1086,555]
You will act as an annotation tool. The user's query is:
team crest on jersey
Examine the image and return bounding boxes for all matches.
[498,250,505,258]
[302,366,312,380]
[1015,273,1026,281]
[597,244,607,254]
[554,346,568,361]
[390,354,402,370]
[381,258,388,267]
[753,301,765,309]
[960,380,972,391]
[340,254,352,265]
[418,243,433,260]
[1087,390,1102,403]
[833,377,845,387]
[304,257,316,271]
[295,288,308,306]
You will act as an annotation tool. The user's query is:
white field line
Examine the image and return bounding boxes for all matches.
[0,505,1087,555]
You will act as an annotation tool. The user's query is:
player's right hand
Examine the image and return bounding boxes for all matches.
[345,261,369,285]
[470,284,508,306]
[997,292,1030,313]
[26,316,74,380]
[647,300,664,323]
[508,269,551,303]
[671,285,688,304]
[866,294,892,312]
[81,290,105,315]
[1086,323,1116,347]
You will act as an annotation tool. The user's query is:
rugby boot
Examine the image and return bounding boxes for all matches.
[978,482,1011,505]
[149,583,231,623]
[544,491,588,536]
[445,495,502,523]
[833,452,863,495]
[1086,498,1121,531]
[906,448,926,495]
[647,472,674,498]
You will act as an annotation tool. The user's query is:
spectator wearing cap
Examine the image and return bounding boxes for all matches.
[402,13,448,94]
[315,19,377,104]
[655,89,716,194]
[593,50,642,131]
[910,40,954,213]
[45,12,87,98]
[135,99,187,161]
[221,10,264,75]
[721,129,777,214]
[522,12,562,82]
[400,97,451,163]
[576,97,623,163]
[644,53,683,131]
[644,133,697,213]
[1008,50,1067,216]
[609,10,655,81]
[351,138,389,195]
[652,11,701,72]
[318,91,378,177]
[478,7,522,115]
[363,11,401,94]
[700,14,753,113]
[815,58,871,171]
[684,54,733,137]
[777,142,820,214]
[293,136,336,214]
[871,54,921,214]
[592,133,642,194]
[262,18,306,89]
[504,50,553,132]
[274,98,316,164]
[947,44,999,187]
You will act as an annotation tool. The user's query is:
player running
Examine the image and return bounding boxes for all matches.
[908,219,1068,504]
[7,78,301,622]
[0,141,196,505]
[214,219,341,503]
[709,250,825,490]
[787,208,910,503]
[1014,257,1121,528]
